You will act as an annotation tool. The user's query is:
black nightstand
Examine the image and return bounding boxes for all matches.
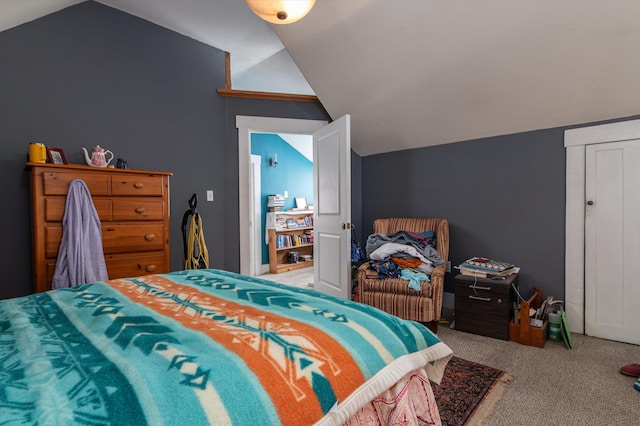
[454,273,517,340]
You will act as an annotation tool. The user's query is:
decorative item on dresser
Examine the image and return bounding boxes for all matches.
[26,163,172,293]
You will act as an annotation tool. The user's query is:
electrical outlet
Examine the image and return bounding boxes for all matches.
[206,190,214,201]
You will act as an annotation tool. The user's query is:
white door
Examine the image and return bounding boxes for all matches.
[313,115,351,299]
[585,139,640,345]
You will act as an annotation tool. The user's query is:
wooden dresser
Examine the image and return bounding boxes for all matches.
[27,163,172,293]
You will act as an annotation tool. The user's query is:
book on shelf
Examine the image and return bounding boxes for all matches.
[295,217,309,227]
[267,194,285,208]
[286,218,298,228]
[275,231,313,248]
[274,217,287,230]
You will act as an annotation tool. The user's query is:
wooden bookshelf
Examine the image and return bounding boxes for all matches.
[268,211,314,273]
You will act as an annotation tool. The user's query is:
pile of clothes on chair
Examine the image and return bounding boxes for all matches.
[365,230,444,290]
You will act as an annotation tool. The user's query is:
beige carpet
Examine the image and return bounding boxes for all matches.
[437,323,639,425]
[465,371,512,426]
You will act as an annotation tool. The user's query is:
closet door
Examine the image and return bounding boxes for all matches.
[585,139,640,345]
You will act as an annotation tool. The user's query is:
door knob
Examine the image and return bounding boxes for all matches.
[587,200,594,206]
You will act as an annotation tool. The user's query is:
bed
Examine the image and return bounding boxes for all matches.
[1,269,452,425]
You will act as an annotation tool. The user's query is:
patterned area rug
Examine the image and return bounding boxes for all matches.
[432,356,513,426]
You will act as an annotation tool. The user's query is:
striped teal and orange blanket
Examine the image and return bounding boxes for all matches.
[0,269,452,425]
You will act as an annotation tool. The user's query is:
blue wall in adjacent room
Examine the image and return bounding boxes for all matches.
[251,133,313,264]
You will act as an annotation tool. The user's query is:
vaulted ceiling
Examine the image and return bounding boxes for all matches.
[3,0,640,156]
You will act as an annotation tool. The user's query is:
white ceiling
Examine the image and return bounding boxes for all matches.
[0,0,314,95]
[3,0,640,156]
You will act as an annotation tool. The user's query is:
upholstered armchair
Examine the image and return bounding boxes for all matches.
[357,218,449,332]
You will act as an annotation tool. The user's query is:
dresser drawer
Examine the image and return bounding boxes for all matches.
[44,253,168,286]
[455,281,511,302]
[105,252,169,278]
[42,171,110,196]
[45,223,166,258]
[44,198,112,222]
[111,175,164,196]
[112,198,164,220]
[45,226,63,258]
[455,293,511,339]
[101,223,166,253]
[454,274,516,340]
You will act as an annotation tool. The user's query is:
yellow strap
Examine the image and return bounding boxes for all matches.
[185,214,209,269]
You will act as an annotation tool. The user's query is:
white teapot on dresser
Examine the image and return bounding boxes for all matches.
[82,145,114,167]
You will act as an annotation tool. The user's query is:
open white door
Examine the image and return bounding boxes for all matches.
[313,115,351,299]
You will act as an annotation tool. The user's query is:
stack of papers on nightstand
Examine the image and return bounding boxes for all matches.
[457,257,519,278]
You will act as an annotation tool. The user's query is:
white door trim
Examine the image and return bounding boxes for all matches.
[237,116,328,276]
[564,118,640,334]
[250,154,262,275]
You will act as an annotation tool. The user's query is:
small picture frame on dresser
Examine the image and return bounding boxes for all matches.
[46,147,67,164]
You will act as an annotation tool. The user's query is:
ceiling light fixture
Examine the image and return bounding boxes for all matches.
[245,0,316,25]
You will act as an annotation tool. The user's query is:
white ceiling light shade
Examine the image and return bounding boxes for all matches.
[245,0,316,24]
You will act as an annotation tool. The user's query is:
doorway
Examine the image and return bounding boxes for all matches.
[565,118,640,344]
[236,116,328,277]
[250,133,314,275]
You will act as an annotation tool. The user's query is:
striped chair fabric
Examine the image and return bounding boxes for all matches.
[357,218,449,329]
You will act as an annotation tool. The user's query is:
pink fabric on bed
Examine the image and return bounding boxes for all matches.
[343,367,441,426]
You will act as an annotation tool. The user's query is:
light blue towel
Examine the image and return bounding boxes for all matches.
[400,269,430,291]
[52,179,108,289]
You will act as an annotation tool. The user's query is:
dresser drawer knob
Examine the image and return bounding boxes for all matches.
[144,234,156,241]
[134,182,145,189]
[146,264,157,272]
[135,207,146,214]
[469,295,491,302]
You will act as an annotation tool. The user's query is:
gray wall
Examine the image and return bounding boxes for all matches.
[351,151,363,240]
[5,1,635,305]
[361,118,638,301]
[0,1,330,299]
